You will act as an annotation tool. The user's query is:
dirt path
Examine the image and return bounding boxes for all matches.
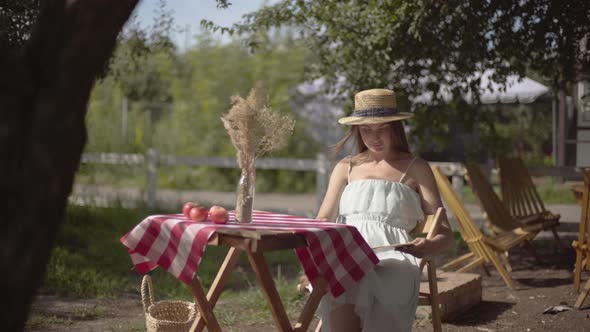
[26,294,145,332]
[413,245,590,332]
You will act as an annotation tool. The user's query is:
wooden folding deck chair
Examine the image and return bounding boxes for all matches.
[498,156,565,250]
[312,208,445,332]
[572,169,590,309]
[464,163,543,263]
[432,166,531,289]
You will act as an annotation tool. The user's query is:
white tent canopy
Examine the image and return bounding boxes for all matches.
[291,78,346,146]
[411,69,550,104]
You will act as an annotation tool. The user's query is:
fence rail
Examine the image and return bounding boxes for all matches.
[81,153,145,165]
[79,149,584,209]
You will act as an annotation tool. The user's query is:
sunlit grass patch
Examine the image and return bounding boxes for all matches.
[214,274,307,328]
[26,313,73,329]
[70,305,108,320]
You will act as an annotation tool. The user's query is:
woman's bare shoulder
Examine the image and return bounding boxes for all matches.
[408,157,435,179]
[335,155,353,166]
[411,156,430,167]
[331,156,352,178]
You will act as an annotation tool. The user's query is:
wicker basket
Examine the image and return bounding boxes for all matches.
[141,275,197,332]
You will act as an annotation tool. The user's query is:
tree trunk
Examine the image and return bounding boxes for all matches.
[0,1,138,330]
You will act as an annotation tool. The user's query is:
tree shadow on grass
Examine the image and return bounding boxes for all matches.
[445,301,515,326]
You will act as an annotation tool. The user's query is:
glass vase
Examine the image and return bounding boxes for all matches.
[235,162,256,223]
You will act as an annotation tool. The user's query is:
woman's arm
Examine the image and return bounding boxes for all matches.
[398,159,453,258]
[315,158,349,221]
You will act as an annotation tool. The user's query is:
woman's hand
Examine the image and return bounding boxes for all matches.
[396,237,432,258]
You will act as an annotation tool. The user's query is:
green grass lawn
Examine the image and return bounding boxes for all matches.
[44,204,303,301]
[460,176,576,204]
[46,204,471,299]
[75,164,317,193]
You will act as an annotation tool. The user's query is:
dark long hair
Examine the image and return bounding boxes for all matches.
[329,121,410,160]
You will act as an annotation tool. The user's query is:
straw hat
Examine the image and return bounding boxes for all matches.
[338,88,413,125]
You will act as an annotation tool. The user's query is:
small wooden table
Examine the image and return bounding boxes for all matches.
[188,229,327,332]
[121,211,379,332]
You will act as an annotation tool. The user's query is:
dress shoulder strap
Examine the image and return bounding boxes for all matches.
[347,155,353,184]
[399,157,417,183]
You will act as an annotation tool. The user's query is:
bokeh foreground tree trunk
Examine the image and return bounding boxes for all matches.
[0,0,138,330]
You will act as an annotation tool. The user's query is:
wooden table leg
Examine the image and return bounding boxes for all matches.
[293,276,326,332]
[189,247,242,332]
[247,251,294,332]
[188,276,222,332]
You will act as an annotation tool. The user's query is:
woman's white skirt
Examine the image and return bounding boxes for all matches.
[318,253,421,332]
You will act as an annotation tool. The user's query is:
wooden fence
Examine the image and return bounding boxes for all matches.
[80,149,583,209]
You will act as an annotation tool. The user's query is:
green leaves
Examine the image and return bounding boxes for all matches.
[213,0,588,160]
[107,0,176,103]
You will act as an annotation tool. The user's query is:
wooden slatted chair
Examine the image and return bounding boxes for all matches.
[498,156,565,250]
[311,208,446,332]
[432,166,531,289]
[464,164,544,264]
[573,169,590,309]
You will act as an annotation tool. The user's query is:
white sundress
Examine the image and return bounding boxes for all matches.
[319,159,425,332]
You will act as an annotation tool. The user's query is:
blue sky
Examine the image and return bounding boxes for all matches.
[134,0,278,49]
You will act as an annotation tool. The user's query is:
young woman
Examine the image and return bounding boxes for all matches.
[316,88,453,332]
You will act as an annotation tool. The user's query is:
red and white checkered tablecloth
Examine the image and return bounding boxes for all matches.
[120,210,379,297]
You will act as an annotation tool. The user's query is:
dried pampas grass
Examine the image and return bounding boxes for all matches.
[221,81,295,222]
[221,81,295,168]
